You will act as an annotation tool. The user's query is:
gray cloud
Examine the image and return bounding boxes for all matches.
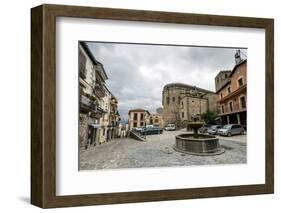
[87,42,247,122]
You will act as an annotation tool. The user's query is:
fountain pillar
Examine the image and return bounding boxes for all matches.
[173,121,225,156]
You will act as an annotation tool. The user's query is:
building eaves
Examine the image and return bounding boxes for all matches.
[229,59,247,77]
[215,80,231,94]
[163,82,215,94]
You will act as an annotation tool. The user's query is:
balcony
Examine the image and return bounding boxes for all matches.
[108,121,119,128]
[80,95,97,112]
[79,63,86,80]
[218,84,246,103]
[110,107,118,115]
[218,102,246,116]
[96,106,106,114]
[80,95,106,115]
[94,83,106,98]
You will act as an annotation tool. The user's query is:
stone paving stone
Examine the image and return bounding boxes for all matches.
[79,129,247,170]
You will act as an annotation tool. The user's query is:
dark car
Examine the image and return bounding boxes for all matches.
[198,124,213,133]
[140,126,163,135]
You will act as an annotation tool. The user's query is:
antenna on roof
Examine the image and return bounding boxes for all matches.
[240,50,247,59]
[235,49,242,65]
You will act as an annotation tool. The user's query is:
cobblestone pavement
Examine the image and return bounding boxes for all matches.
[79,129,247,170]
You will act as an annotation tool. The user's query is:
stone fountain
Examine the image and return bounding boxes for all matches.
[173,116,225,156]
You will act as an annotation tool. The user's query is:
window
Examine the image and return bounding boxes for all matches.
[221,105,224,113]
[166,97,170,105]
[233,125,239,129]
[182,112,184,118]
[172,97,175,102]
[140,122,144,126]
[240,96,246,108]
[178,97,181,104]
[181,101,184,109]
[220,93,223,98]
[238,78,243,87]
[133,113,137,120]
[155,118,159,123]
[140,113,144,120]
[133,122,137,127]
[227,87,231,94]
[79,50,87,80]
[103,128,105,136]
[229,102,233,111]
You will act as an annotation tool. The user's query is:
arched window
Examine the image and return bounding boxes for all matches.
[229,101,233,111]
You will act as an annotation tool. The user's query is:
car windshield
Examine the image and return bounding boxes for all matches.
[223,125,232,129]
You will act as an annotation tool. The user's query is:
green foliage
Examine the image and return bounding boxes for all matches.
[82,92,97,103]
[89,95,96,102]
[201,111,217,124]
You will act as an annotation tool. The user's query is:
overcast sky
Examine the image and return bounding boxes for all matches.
[87,42,247,122]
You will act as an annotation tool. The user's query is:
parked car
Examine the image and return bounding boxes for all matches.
[217,124,245,136]
[133,127,144,132]
[141,126,163,135]
[198,124,212,133]
[164,124,176,131]
[207,125,223,135]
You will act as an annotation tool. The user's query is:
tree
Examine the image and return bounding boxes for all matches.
[201,111,217,124]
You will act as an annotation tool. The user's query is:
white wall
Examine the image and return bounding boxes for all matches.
[0,0,279,212]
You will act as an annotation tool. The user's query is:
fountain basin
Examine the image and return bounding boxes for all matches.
[174,133,225,156]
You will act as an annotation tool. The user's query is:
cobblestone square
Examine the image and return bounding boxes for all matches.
[79,129,246,170]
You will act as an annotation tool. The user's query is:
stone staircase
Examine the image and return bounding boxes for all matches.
[129,130,146,142]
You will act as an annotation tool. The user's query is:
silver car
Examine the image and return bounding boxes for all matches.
[218,124,245,136]
[207,125,223,135]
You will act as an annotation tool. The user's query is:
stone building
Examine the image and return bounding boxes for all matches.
[99,89,121,143]
[147,113,164,128]
[108,95,120,139]
[128,109,150,130]
[79,42,120,148]
[215,70,231,92]
[215,59,247,126]
[98,86,111,144]
[162,83,217,128]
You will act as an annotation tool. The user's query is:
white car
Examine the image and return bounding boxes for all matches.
[164,124,176,131]
[133,127,144,132]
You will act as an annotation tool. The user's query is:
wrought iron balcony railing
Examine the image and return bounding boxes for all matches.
[94,83,106,98]
[80,95,97,112]
[218,102,246,115]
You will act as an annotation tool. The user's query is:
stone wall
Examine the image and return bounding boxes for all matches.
[162,87,182,127]
[79,113,89,147]
[162,83,217,128]
[203,93,217,113]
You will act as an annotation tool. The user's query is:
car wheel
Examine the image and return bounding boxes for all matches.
[227,132,232,137]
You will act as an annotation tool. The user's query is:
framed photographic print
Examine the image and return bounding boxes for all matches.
[31,4,274,208]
